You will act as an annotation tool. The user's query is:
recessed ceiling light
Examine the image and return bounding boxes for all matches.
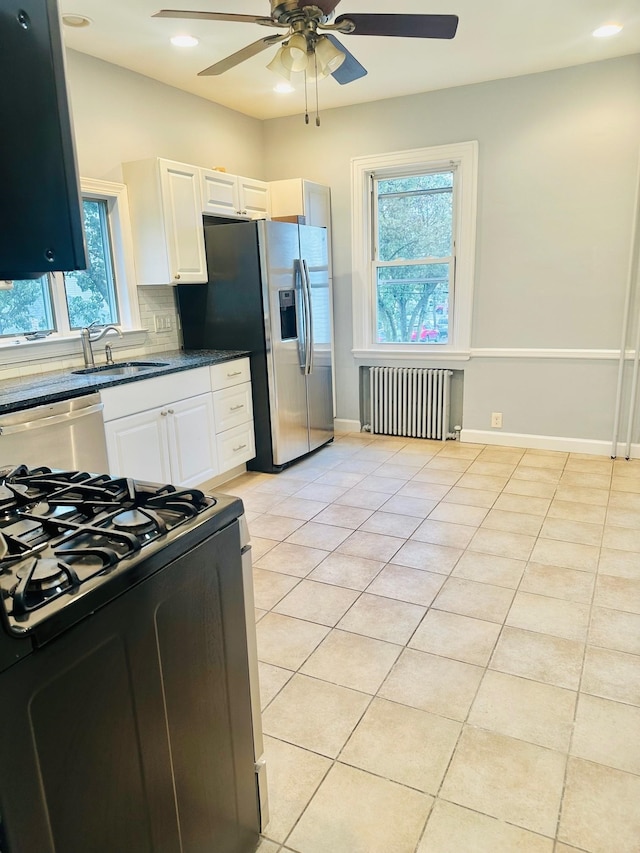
[170,35,199,47]
[274,82,295,94]
[62,13,92,28]
[593,23,623,38]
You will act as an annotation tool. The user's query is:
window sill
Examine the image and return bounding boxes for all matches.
[352,348,470,364]
[0,329,150,366]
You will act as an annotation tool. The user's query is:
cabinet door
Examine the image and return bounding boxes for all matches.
[159,160,207,283]
[237,177,270,220]
[200,169,241,217]
[104,409,172,483]
[167,393,218,488]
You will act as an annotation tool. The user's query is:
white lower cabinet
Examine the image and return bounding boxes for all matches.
[104,407,173,484]
[216,422,255,472]
[101,361,255,487]
[104,393,217,488]
[210,359,255,468]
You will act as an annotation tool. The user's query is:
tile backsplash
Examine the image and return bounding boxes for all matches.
[0,286,182,381]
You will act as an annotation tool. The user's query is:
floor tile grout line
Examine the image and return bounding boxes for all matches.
[551,456,607,848]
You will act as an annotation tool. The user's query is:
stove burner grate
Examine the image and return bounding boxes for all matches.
[13,557,80,616]
[0,466,218,624]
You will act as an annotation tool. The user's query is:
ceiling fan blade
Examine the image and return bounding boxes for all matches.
[325,34,367,85]
[153,10,270,25]
[198,34,286,76]
[334,13,459,39]
[303,0,342,16]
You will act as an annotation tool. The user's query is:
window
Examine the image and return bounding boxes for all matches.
[375,172,453,345]
[0,178,139,344]
[351,142,478,359]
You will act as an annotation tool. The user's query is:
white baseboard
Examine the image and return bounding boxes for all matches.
[460,428,640,459]
[334,418,362,434]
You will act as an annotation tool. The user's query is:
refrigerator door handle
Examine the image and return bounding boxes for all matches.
[293,259,307,373]
[302,259,314,375]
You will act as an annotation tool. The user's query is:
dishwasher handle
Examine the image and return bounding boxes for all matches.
[0,402,104,436]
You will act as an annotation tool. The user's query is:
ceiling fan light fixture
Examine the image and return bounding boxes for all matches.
[281,32,309,72]
[592,23,623,38]
[266,46,292,80]
[315,35,346,74]
[170,35,199,47]
[62,13,92,28]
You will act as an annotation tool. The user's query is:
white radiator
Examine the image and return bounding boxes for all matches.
[369,367,453,440]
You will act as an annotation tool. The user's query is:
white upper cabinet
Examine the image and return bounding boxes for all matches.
[269,179,330,227]
[201,169,270,220]
[269,179,332,274]
[123,158,207,285]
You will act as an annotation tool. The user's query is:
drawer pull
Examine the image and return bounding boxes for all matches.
[232,443,248,452]
[227,370,242,377]
[230,404,244,411]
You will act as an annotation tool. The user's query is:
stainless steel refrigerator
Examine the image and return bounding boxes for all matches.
[177,219,333,473]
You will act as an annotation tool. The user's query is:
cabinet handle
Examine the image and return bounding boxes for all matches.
[174,274,181,281]
[230,404,244,411]
[233,443,248,452]
[168,408,174,414]
[227,370,242,377]
[160,410,167,416]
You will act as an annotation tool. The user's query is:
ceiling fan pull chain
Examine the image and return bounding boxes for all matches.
[304,69,310,124]
[314,51,321,126]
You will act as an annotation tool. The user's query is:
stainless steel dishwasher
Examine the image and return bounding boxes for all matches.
[0,393,109,472]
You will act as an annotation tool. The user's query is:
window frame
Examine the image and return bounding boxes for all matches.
[351,141,478,362]
[0,178,143,363]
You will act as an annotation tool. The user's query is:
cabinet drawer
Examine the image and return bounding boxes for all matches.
[213,383,253,433]
[216,423,255,472]
[210,358,251,391]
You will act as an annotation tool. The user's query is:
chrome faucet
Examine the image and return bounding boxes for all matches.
[80,323,123,368]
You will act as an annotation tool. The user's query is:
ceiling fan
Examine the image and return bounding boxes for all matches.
[153,1,459,86]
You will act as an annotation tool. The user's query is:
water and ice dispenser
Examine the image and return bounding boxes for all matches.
[279,290,297,340]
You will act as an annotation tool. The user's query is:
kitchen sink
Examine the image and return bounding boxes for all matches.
[72,361,170,376]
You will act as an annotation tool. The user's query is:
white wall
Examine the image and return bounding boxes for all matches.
[263,55,640,451]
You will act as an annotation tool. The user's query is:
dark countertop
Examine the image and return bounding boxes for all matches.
[0,350,250,415]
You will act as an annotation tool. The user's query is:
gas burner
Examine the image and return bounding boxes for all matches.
[17,558,67,592]
[111,508,164,536]
[0,482,31,513]
[12,556,80,617]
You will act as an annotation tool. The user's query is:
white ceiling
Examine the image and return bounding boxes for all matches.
[60,0,640,120]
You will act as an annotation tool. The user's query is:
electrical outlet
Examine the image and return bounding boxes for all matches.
[491,412,503,429]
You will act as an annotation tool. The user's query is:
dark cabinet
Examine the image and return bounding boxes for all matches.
[0,0,86,280]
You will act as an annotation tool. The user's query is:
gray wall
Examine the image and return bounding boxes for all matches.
[65,50,266,182]
[263,55,640,446]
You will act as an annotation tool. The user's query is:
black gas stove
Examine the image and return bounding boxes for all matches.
[0,464,261,853]
[0,464,241,647]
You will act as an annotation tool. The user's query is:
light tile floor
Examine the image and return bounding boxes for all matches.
[222,433,640,853]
